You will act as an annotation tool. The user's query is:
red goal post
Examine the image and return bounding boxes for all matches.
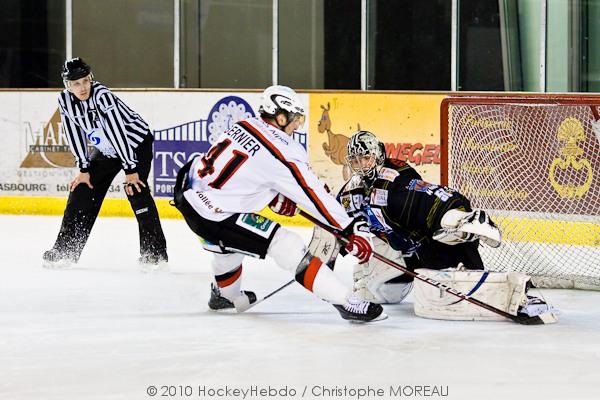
[440,94,600,290]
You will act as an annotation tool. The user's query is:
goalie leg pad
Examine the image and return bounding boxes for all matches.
[377,281,414,304]
[413,268,532,321]
[353,237,408,304]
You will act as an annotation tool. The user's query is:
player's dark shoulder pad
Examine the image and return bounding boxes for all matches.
[375,158,421,184]
[384,158,413,172]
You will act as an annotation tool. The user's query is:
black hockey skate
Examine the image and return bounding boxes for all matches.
[333,295,387,322]
[42,249,77,269]
[208,283,256,311]
[138,254,169,273]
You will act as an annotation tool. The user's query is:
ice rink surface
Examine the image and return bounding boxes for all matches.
[1,215,599,400]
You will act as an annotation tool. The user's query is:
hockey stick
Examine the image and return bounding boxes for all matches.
[234,279,296,313]
[299,210,554,325]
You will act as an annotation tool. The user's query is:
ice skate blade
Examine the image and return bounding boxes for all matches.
[42,259,74,270]
[140,261,170,274]
[208,307,237,313]
[515,312,559,325]
[348,312,389,324]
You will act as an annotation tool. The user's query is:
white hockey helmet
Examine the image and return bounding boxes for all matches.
[259,85,305,123]
[346,131,386,181]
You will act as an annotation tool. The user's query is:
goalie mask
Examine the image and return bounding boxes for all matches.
[259,85,306,130]
[346,131,386,181]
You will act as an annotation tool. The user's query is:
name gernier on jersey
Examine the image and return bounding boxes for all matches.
[184,117,353,229]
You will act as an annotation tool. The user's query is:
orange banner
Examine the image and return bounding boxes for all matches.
[308,93,445,191]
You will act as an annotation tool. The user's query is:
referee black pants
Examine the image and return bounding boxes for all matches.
[51,136,168,262]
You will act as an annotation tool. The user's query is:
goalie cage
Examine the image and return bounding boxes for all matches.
[441,94,600,290]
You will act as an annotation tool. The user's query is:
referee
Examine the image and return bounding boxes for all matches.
[43,58,168,270]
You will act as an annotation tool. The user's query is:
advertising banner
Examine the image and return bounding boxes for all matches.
[308,93,446,192]
[0,90,442,217]
[0,91,309,201]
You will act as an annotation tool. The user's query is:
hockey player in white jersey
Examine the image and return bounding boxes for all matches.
[172,85,385,322]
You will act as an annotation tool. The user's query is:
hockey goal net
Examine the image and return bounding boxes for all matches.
[441,95,600,290]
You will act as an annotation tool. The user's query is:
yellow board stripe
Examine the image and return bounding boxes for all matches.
[496,216,600,246]
[0,196,311,227]
[4,196,595,245]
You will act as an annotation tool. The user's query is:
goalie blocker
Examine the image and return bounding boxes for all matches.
[413,268,558,323]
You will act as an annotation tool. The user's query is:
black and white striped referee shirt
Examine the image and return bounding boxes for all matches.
[58,81,150,174]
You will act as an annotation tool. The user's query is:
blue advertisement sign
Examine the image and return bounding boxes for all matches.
[152,96,255,197]
[152,95,306,198]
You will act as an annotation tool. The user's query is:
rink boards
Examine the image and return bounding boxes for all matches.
[0,89,445,225]
[1,90,598,244]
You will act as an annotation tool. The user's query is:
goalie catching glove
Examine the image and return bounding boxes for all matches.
[269,193,299,217]
[433,209,502,248]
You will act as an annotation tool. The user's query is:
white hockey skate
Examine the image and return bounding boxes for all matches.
[353,263,414,305]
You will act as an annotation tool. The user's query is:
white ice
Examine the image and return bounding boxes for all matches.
[1,215,599,400]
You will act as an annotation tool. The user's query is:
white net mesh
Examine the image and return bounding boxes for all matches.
[444,97,600,289]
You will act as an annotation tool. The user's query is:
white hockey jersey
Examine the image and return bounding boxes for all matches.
[184,117,353,229]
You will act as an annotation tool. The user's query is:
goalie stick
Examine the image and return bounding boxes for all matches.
[299,210,555,325]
